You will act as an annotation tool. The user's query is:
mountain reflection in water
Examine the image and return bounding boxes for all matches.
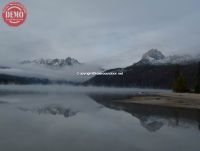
[0,90,200,151]
[19,104,78,118]
[90,94,200,132]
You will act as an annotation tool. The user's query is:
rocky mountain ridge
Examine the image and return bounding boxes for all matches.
[21,57,81,67]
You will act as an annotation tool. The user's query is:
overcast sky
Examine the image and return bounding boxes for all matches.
[0,0,200,67]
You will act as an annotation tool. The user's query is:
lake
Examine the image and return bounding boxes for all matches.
[0,85,200,151]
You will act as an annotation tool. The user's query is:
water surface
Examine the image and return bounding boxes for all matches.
[0,86,199,151]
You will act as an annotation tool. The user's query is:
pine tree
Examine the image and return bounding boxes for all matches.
[172,65,188,93]
[194,62,200,93]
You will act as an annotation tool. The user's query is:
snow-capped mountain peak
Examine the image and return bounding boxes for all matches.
[137,49,166,65]
[136,49,200,65]
[21,57,81,67]
[142,49,165,61]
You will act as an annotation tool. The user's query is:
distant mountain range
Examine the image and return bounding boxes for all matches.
[0,57,102,84]
[85,49,200,89]
[0,49,200,88]
[20,57,81,67]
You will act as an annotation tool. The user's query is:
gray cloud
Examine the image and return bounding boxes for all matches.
[0,0,200,68]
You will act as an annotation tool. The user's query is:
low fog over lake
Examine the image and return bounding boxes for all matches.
[0,85,200,151]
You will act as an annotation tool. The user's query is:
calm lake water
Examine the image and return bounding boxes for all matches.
[0,86,200,151]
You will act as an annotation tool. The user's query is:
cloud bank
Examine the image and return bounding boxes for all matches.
[0,0,200,68]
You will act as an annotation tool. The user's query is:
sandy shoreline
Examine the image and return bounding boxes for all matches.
[117,92,200,110]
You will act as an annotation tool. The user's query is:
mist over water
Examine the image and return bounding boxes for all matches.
[0,85,199,151]
[0,85,169,94]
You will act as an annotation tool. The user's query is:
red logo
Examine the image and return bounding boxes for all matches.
[2,2,27,27]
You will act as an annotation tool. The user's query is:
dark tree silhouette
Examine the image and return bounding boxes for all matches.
[195,62,200,93]
[172,65,188,93]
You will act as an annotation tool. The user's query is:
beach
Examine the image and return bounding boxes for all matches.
[116,92,200,110]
